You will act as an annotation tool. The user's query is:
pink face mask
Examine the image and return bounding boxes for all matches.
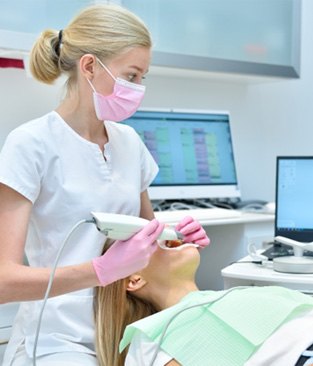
[87,58,146,122]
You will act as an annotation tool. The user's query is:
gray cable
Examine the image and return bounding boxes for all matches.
[169,202,199,210]
[192,198,215,208]
[148,286,249,366]
[32,219,92,366]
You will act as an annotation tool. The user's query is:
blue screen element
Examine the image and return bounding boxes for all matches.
[123,110,238,187]
[277,158,313,231]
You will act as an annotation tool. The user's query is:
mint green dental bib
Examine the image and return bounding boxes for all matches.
[120,286,313,366]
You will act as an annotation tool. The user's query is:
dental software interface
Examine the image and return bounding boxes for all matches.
[276,157,313,241]
[124,109,238,200]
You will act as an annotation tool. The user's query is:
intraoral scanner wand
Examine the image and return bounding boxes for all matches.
[91,212,183,241]
[91,212,200,250]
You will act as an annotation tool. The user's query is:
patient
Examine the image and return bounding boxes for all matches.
[94,243,313,366]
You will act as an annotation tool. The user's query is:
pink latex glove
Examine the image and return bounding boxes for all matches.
[92,219,165,286]
[175,216,210,249]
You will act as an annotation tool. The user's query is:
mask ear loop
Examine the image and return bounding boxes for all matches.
[86,78,97,92]
[86,57,116,91]
[95,56,146,93]
[96,57,117,82]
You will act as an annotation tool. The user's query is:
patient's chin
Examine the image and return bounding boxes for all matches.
[153,244,200,272]
[172,246,201,268]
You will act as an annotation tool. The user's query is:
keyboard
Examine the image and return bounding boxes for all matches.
[154,207,242,224]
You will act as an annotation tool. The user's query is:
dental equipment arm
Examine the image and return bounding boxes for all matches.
[273,236,313,274]
[275,236,313,256]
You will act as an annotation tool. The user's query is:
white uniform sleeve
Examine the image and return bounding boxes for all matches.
[125,330,173,366]
[0,127,43,203]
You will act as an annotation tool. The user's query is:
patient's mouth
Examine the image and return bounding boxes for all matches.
[164,239,184,248]
[158,240,199,251]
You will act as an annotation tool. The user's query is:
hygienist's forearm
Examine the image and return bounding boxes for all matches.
[0,261,98,304]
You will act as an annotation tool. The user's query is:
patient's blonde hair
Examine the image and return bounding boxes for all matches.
[29,4,151,85]
[94,279,156,366]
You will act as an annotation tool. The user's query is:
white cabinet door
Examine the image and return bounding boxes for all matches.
[0,0,95,51]
[121,0,301,78]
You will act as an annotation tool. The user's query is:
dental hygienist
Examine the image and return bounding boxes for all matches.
[0,4,209,365]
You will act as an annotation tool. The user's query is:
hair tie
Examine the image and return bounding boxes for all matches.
[55,29,63,57]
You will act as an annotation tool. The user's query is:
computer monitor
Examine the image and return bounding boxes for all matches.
[275,156,313,242]
[123,108,240,201]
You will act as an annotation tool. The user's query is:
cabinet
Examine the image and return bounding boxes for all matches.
[0,0,94,52]
[0,0,301,78]
[119,0,301,78]
[222,256,313,294]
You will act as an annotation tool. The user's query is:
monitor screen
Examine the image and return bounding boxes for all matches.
[123,109,240,200]
[275,156,313,242]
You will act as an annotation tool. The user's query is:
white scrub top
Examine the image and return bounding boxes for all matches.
[125,331,172,366]
[0,111,158,364]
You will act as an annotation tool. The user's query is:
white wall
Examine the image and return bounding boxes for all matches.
[0,0,312,202]
[241,0,313,200]
[0,69,64,146]
[143,0,313,202]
